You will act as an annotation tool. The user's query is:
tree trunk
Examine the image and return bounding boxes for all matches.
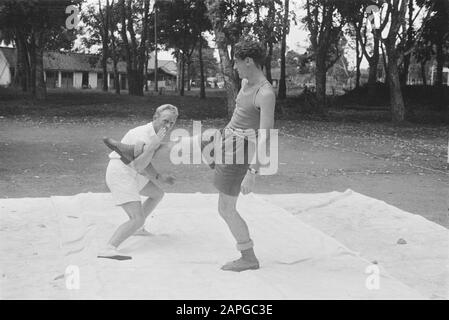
[199,37,206,99]
[102,56,108,92]
[278,0,289,100]
[15,31,29,91]
[113,60,120,94]
[315,55,327,113]
[101,0,110,92]
[265,41,273,84]
[29,31,36,96]
[206,0,238,116]
[367,29,380,98]
[265,0,275,84]
[109,9,120,95]
[127,69,134,93]
[145,48,149,92]
[435,42,444,87]
[355,33,361,89]
[400,55,411,86]
[400,0,414,87]
[218,47,238,116]
[420,61,427,86]
[386,42,405,122]
[356,60,361,89]
[120,0,147,96]
[34,31,46,100]
[187,60,191,91]
[176,52,181,92]
[367,33,380,85]
[381,43,389,84]
[180,56,185,96]
[367,58,379,86]
[435,41,445,110]
[101,35,108,91]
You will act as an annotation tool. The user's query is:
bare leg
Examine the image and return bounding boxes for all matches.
[133,181,165,236]
[218,192,259,272]
[108,201,145,248]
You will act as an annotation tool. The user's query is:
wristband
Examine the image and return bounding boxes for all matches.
[248,167,258,175]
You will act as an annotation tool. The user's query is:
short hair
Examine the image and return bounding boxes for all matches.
[234,40,266,68]
[153,104,178,120]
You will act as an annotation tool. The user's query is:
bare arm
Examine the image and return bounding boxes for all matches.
[129,127,167,173]
[251,88,276,173]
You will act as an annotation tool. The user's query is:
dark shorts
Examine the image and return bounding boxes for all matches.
[213,163,249,196]
[201,128,252,197]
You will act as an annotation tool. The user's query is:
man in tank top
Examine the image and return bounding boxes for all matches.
[212,40,276,272]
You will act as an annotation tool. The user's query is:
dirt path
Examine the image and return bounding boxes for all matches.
[1,117,448,228]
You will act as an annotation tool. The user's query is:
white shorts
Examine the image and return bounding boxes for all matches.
[105,159,150,206]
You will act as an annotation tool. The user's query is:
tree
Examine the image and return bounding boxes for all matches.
[118,0,150,96]
[189,40,219,98]
[98,0,111,91]
[418,0,449,109]
[81,0,112,92]
[399,0,415,86]
[198,36,206,98]
[253,0,283,84]
[285,50,305,74]
[381,0,409,122]
[303,0,345,113]
[158,0,211,96]
[109,1,124,94]
[339,0,382,94]
[414,36,432,85]
[278,0,289,99]
[206,0,252,116]
[0,0,80,99]
[345,23,363,88]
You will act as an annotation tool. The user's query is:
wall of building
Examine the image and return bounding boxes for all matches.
[88,72,97,89]
[0,51,11,86]
[73,72,83,88]
[430,66,449,86]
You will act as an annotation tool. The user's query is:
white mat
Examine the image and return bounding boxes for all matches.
[260,189,449,300]
[1,192,427,299]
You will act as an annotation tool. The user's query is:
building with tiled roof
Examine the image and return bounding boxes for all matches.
[0,47,177,89]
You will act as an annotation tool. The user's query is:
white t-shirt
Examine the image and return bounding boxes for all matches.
[109,122,157,160]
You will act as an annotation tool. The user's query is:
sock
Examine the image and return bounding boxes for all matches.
[241,248,257,261]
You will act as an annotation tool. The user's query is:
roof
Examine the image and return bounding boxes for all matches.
[147,52,177,76]
[147,59,177,76]
[44,51,127,73]
[147,66,177,78]
[0,47,127,73]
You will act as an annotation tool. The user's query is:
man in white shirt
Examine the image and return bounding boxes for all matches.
[98,104,178,260]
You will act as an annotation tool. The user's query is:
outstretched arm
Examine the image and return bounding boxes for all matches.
[129,127,167,172]
[140,163,175,185]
